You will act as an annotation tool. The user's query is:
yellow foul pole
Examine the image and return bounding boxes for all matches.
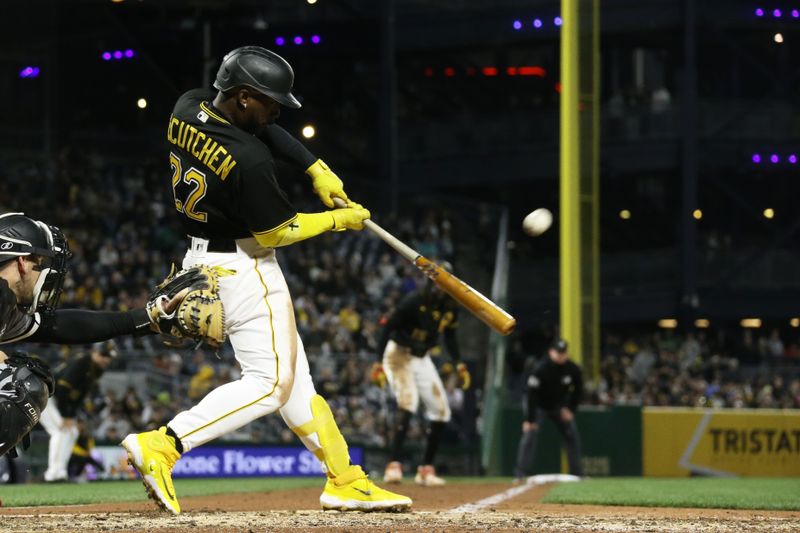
[560,0,583,367]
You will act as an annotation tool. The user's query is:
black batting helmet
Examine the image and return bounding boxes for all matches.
[214,46,301,109]
[0,213,72,315]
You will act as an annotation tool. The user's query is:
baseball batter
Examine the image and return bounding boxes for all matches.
[377,276,470,486]
[121,46,411,514]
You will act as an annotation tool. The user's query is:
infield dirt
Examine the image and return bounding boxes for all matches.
[1,482,799,532]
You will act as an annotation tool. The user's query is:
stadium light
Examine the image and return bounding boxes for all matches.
[774,33,784,43]
[694,319,710,328]
[740,318,762,328]
[302,125,316,139]
[791,318,800,328]
[619,209,631,220]
[18,66,40,78]
[693,209,703,220]
[658,319,678,329]
[307,0,318,4]
[137,98,147,109]
[763,208,775,219]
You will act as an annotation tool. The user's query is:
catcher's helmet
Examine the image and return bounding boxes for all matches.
[214,46,301,109]
[0,213,72,315]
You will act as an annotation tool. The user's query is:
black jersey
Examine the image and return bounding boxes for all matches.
[53,354,105,418]
[526,357,583,418]
[379,288,461,360]
[167,89,297,240]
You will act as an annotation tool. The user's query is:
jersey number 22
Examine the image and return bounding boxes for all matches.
[170,152,208,222]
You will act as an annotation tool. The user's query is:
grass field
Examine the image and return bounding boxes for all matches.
[0,476,512,507]
[541,477,800,510]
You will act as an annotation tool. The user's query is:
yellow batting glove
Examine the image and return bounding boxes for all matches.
[456,362,471,390]
[306,159,348,208]
[330,206,370,231]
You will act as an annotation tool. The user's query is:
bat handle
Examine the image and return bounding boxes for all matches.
[331,197,420,263]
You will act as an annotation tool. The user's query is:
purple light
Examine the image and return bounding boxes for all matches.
[18,67,33,78]
[311,35,321,44]
[755,8,764,17]
[533,18,543,28]
[789,154,798,164]
[124,49,134,58]
[102,52,112,60]
[293,36,303,45]
[770,154,779,164]
[113,50,123,59]
[31,67,40,77]
[513,20,522,30]
[793,9,799,18]
[752,154,761,164]
[275,36,285,46]
[554,16,563,26]
[773,8,782,18]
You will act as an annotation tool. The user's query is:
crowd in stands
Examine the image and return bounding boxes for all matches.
[509,328,800,410]
[3,153,799,466]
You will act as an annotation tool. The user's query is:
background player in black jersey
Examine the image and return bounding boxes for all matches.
[376,266,471,486]
[39,343,115,482]
[0,212,185,460]
[121,46,410,514]
[513,338,584,482]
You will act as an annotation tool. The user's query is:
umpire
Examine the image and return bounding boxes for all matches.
[513,338,584,480]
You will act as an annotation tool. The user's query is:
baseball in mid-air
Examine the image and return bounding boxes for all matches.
[522,208,553,237]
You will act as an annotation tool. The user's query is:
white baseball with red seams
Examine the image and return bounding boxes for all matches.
[522,208,553,237]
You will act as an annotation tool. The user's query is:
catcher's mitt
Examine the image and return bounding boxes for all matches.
[146,265,227,347]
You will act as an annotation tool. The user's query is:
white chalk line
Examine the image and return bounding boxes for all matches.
[448,474,581,514]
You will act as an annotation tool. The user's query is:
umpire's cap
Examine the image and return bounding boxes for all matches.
[550,338,568,352]
[214,46,301,109]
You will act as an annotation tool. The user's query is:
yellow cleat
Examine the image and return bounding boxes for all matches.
[320,465,412,512]
[121,427,181,515]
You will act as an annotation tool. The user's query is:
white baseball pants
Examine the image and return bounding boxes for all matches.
[38,399,79,482]
[383,340,451,422]
[167,237,323,454]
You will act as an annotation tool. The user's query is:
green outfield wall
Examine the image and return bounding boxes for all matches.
[497,404,642,476]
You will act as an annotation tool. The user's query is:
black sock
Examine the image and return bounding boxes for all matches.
[390,409,413,461]
[423,421,446,465]
[165,426,184,454]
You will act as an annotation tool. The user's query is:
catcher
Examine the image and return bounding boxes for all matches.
[0,212,210,459]
[375,268,470,487]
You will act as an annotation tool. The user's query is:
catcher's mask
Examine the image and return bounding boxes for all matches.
[0,212,72,315]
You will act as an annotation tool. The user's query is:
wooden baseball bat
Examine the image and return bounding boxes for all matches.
[333,199,516,336]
